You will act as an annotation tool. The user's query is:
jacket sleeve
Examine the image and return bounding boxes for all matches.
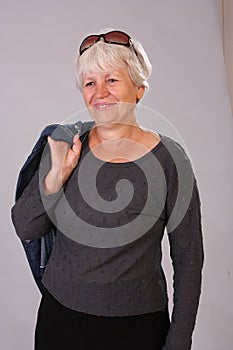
[162,142,204,350]
[11,158,62,241]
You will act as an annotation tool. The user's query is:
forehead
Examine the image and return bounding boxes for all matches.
[82,66,129,80]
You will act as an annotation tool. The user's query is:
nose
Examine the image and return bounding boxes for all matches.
[96,82,109,99]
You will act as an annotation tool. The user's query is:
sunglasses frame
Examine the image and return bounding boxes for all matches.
[79,30,136,56]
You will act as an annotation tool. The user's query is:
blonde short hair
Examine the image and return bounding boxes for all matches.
[75,30,152,91]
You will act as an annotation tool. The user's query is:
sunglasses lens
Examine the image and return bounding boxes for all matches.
[80,35,100,53]
[79,31,131,55]
[105,31,129,44]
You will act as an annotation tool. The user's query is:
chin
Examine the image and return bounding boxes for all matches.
[88,104,136,127]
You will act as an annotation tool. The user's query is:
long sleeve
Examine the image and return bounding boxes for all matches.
[11,127,75,241]
[162,143,204,350]
[11,168,62,241]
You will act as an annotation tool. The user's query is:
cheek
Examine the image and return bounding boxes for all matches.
[123,90,138,103]
[115,88,133,101]
[82,90,92,105]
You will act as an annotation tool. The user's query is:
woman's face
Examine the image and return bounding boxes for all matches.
[82,66,145,125]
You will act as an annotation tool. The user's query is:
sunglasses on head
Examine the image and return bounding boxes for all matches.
[79,30,137,56]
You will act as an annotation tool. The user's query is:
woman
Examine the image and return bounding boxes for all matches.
[11,30,204,350]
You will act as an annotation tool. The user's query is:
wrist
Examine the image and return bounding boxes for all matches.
[43,169,63,195]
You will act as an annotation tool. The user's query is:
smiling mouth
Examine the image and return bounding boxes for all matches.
[94,103,117,110]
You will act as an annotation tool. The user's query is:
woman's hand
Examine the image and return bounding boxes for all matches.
[43,134,82,195]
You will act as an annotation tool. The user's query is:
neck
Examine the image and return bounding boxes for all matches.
[93,120,139,142]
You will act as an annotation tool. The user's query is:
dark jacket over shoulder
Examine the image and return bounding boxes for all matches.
[11,121,94,293]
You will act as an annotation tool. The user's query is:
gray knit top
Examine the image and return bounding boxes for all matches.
[12,131,204,350]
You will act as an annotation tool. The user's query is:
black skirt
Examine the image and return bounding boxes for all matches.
[35,289,170,350]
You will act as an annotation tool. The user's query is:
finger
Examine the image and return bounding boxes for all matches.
[72,139,82,154]
[73,133,80,143]
[65,149,80,168]
[48,137,70,153]
[47,136,52,146]
[48,136,71,146]
[47,136,58,151]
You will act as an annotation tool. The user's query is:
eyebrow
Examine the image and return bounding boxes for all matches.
[83,71,122,80]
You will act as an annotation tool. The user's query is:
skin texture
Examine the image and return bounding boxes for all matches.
[43,134,82,195]
[82,67,145,110]
[43,66,159,194]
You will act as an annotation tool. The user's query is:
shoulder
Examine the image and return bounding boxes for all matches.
[139,126,190,163]
[157,134,193,167]
[152,135,197,191]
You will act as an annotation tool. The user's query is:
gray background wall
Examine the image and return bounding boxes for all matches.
[1,0,233,349]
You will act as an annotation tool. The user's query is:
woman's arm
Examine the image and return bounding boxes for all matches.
[162,144,204,350]
[11,168,61,240]
[11,134,82,240]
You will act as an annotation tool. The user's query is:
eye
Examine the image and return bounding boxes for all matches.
[84,81,95,87]
[107,78,118,85]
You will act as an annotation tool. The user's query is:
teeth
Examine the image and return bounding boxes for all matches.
[96,104,111,109]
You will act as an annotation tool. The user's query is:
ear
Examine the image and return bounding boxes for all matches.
[136,86,145,103]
